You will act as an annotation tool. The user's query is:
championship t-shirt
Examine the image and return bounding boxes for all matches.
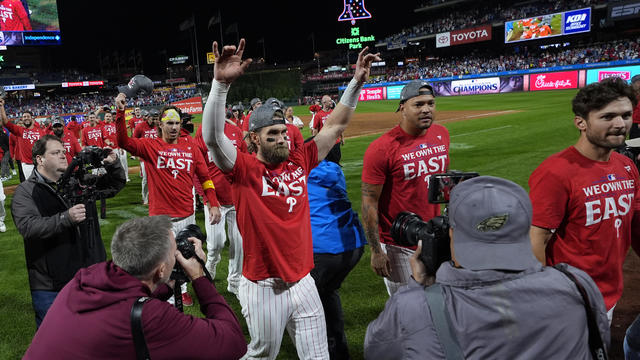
[195,123,246,206]
[116,110,218,217]
[101,123,118,148]
[311,109,332,133]
[529,146,640,309]
[61,131,82,164]
[241,112,252,133]
[0,0,31,31]
[633,102,640,125]
[82,125,105,148]
[4,122,46,164]
[362,124,450,248]
[128,117,145,132]
[133,122,158,139]
[231,140,319,282]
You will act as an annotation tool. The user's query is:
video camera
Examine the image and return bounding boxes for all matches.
[390,171,478,274]
[617,138,640,168]
[57,146,113,205]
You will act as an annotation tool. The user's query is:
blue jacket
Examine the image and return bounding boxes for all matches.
[308,160,366,254]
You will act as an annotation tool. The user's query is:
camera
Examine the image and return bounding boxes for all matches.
[617,139,640,168]
[170,224,206,283]
[390,171,478,274]
[57,146,113,204]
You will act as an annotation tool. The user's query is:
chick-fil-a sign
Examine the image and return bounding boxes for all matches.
[530,71,578,91]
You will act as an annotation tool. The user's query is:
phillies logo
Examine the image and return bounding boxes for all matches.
[598,71,631,81]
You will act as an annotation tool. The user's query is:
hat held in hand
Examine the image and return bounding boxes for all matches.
[117,75,154,97]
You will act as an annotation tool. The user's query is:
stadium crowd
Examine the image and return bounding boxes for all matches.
[2,86,199,119]
[383,0,607,45]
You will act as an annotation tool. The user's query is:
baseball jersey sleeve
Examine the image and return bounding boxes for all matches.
[116,110,148,159]
[529,162,569,230]
[5,122,25,138]
[362,140,388,185]
[194,147,220,207]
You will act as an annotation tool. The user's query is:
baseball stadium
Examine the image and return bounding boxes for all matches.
[1,0,640,359]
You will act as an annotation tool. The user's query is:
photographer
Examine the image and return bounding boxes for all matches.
[365,176,610,359]
[11,135,126,328]
[24,216,247,360]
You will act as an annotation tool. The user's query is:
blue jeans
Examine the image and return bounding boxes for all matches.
[31,290,59,329]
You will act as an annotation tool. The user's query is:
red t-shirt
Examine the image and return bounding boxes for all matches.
[311,109,332,132]
[116,110,218,217]
[0,0,31,31]
[529,146,640,309]
[60,131,82,164]
[66,121,82,139]
[195,122,247,205]
[362,124,450,248]
[633,101,640,125]
[231,140,319,282]
[82,125,105,148]
[286,123,303,152]
[101,123,118,148]
[128,117,145,132]
[241,112,252,133]
[133,122,158,139]
[4,122,46,164]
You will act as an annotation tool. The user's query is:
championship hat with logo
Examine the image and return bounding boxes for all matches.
[449,176,538,271]
[248,104,285,132]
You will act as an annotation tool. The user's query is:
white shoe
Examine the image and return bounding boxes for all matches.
[12,170,16,175]
[0,222,6,233]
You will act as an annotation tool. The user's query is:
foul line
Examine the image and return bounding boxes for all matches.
[453,125,512,137]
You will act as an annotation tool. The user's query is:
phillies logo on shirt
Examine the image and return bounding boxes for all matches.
[261,163,307,213]
[157,148,194,177]
[400,144,448,183]
[23,130,40,144]
[582,176,635,228]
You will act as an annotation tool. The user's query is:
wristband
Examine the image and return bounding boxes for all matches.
[339,78,362,109]
[202,180,215,190]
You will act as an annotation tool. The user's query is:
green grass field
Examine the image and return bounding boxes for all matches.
[0,89,581,359]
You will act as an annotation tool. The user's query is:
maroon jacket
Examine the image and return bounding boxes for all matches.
[24,261,246,359]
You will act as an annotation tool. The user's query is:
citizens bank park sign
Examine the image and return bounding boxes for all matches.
[436,25,492,48]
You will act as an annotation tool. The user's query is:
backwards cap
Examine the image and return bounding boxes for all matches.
[396,79,435,112]
[249,104,285,132]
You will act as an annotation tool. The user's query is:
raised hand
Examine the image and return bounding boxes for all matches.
[115,93,126,111]
[353,47,382,84]
[213,38,253,85]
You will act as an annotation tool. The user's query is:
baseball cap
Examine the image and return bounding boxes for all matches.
[117,74,154,98]
[250,98,262,108]
[51,117,64,126]
[265,97,285,109]
[449,176,538,271]
[141,109,150,117]
[248,104,285,132]
[149,109,160,117]
[396,80,435,112]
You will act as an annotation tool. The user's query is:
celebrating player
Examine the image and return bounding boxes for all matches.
[361,80,450,296]
[529,77,640,325]
[202,38,380,359]
[0,106,46,180]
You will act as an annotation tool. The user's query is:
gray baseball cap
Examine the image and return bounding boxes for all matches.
[51,117,64,126]
[449,176,538,272]
[250,98,262,108]
[265,97,285,109]
[396,79,435,112]
[149,109,160,117]
[249,104,285,132]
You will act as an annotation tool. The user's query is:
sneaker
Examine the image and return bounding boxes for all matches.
[12,169,16,175]
[0,222,6,233]
[182,292,193,307]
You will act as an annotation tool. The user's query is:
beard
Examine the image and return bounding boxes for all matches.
[260,142,289,164]
[53,128,64,138]
[585,128,628,149]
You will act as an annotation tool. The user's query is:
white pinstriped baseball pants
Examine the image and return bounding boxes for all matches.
[381,243,414,297]
[204,204,243,294]
[239,273,329,360]
[140,162,148,205]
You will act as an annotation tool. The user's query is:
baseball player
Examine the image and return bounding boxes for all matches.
[202,38,379,360]
[133,108,160,205]
[310,95,334,136]
[116,99,221,306]
[529,77,640,324]
[81,113,105,148]
[49,118,81,164]
[361,79,450,296]
[101,111,129,181]
[0,108,47,180]
[195,120,247,294]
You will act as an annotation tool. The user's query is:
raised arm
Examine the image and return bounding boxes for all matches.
[0,98,7,127]
[202,39,252,173]
[314,47,381,161]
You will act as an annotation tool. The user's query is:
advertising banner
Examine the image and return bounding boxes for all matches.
[431,76,524,96]
[436,25,491,48]
[386,85,404,100]
[608,0,640,21]
[505,8,591,43]
[3,84,35,91]
[530,71,578,91]
[358,87,386,101]
[172,96,203,114]
[61,81,104,88]
[586,65,640,84]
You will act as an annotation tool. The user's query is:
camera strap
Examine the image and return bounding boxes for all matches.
[130,296,152,360]
[552,265,608,360]
[424,284,465,360]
